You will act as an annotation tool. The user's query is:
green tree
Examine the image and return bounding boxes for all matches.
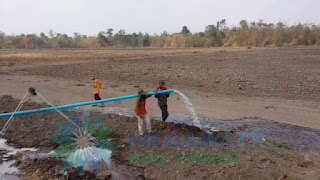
[143,33,150,47]
[181,26,191,35]
[107,28,113,37]
[40,32,47,39]
[205,25,220,46]
[240,20,249,29]
[73,32,82,48]
[58,34,71,48]
[0,31,5,41]
[97,31,108,47]
[131,33,139,46]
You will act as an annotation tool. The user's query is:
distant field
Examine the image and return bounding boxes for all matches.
[0,47,245,61]
[1,47,320,101]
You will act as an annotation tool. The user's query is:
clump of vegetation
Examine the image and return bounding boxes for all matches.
[1,19,319,49]
[298,153,312,167]
[8,62,15,67]
[265,140,293,150]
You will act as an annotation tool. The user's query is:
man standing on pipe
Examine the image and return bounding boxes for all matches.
[91,74,105,107]
[155,80,170,126]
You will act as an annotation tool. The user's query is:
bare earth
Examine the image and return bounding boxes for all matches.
[1,96,320,180]
[0,47,320,128]
[1,47,320,180]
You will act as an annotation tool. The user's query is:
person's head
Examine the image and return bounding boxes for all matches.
[159,80,165,88]
[138,88,143,95]
[137,88,146,104]
[91,75,96,80]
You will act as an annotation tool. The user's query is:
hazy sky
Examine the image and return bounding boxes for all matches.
[1,0,319,35]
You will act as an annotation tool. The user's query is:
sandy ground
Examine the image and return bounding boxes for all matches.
[0,73,319,129]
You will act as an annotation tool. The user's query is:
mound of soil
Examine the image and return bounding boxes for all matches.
[0,95,65,148]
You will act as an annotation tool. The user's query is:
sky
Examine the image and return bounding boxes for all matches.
[0,0,319,36]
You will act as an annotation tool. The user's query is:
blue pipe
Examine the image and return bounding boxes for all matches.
[0,89,174,117]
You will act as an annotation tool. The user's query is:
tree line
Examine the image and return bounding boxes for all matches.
[1,19,319,49]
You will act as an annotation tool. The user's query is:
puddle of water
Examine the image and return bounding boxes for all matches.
[0,139,37,156]
[0,160,19,180]
[0,138,38,179]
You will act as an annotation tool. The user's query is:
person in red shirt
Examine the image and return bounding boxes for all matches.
[135,88,152,135]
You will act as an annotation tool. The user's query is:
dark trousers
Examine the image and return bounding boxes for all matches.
[94,94,101,100]
[160,105,169,121]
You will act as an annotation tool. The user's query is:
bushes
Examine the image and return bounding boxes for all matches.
[1,20,320,49]
[79,37,100,48]
[164,34,187,47]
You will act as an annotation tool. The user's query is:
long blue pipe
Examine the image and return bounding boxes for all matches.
[0,89,174,117]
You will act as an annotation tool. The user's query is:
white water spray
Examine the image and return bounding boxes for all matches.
[174,90,201,127]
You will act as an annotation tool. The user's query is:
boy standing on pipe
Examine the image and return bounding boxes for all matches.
[155,80,170,126]
[135,88,152,135]
[91,75,105,107]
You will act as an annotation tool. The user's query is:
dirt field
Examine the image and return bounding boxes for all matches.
[1,96,320,180]
[2,47,320,101]
[1,47,320,179]
[0,47,320,128]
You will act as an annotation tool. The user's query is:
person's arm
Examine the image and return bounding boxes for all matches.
[163,87,170,97]
[146,95,152,99]
[154,88,159,98]
[93,81,98,88]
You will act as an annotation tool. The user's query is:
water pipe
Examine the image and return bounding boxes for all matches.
[0,89,174,117]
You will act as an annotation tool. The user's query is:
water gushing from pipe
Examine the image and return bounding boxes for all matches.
[174,90,201,127]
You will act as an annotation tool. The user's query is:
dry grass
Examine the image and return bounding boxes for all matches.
[298,153,312,167]
[0,47,246,62]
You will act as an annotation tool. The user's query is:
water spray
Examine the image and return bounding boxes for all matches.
[174,90,201,127]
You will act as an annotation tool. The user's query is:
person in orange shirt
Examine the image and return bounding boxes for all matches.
[91,75,105,107]
[135,88,152,135]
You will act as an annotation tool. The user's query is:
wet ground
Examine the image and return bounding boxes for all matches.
[0,138,37,180]
[1,95,320,179]
[93,106,320,153]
